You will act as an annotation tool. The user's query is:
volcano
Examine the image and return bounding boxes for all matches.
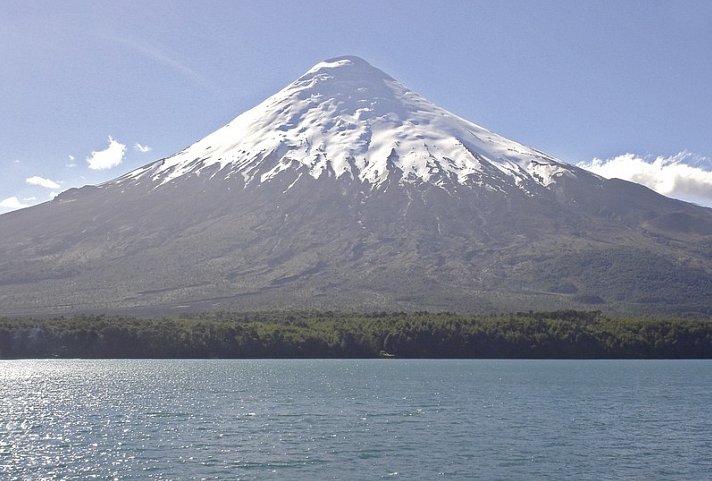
[2,56,712,316]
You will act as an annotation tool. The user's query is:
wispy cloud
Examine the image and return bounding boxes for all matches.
[103,35,221,96]
[135,142,152,153]
[67,154,77,167]
[0,196,29,212]
[26,175,60,189]
[578,151,712,207]
[87,136,126,170]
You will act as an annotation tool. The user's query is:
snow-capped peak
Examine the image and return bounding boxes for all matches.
[117,56,575,191]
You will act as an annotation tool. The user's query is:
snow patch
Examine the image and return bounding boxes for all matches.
[112,56,574,193]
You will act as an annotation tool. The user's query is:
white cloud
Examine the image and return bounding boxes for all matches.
[135,142,152,153]
[103,35,221,96]
[23,196,37,202]
[49,192,59,199]
[87,136,126,170]
[0,196,29,211]
[67,154,77,167]
[578,151,712,207]
[12,159,21,164]
[26,175,61,189]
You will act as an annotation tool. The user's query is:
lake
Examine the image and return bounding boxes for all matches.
[1,359,710,480]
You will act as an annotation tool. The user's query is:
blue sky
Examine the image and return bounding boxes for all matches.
[2,0,712,213]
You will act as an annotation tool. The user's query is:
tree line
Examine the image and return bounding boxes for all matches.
[1,310,711,359]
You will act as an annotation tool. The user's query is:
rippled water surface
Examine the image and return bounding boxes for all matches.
[1,360,710,480]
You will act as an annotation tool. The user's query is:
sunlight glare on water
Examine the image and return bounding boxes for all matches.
[1,359,711,480]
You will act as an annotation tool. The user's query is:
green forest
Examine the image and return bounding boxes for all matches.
[1,310,711,359]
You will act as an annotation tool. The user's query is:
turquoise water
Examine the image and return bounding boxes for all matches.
[1,360,710,480]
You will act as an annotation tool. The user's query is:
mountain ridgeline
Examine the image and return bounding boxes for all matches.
[1,56,712,316]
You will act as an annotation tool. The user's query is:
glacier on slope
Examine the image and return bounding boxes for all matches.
[116,56,575,192]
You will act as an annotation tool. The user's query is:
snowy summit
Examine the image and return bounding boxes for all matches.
[117,56,575,193]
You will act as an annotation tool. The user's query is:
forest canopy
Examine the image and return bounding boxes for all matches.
[1,310,711,359]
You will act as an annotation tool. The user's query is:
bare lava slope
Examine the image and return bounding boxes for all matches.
[2,56,712,315]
